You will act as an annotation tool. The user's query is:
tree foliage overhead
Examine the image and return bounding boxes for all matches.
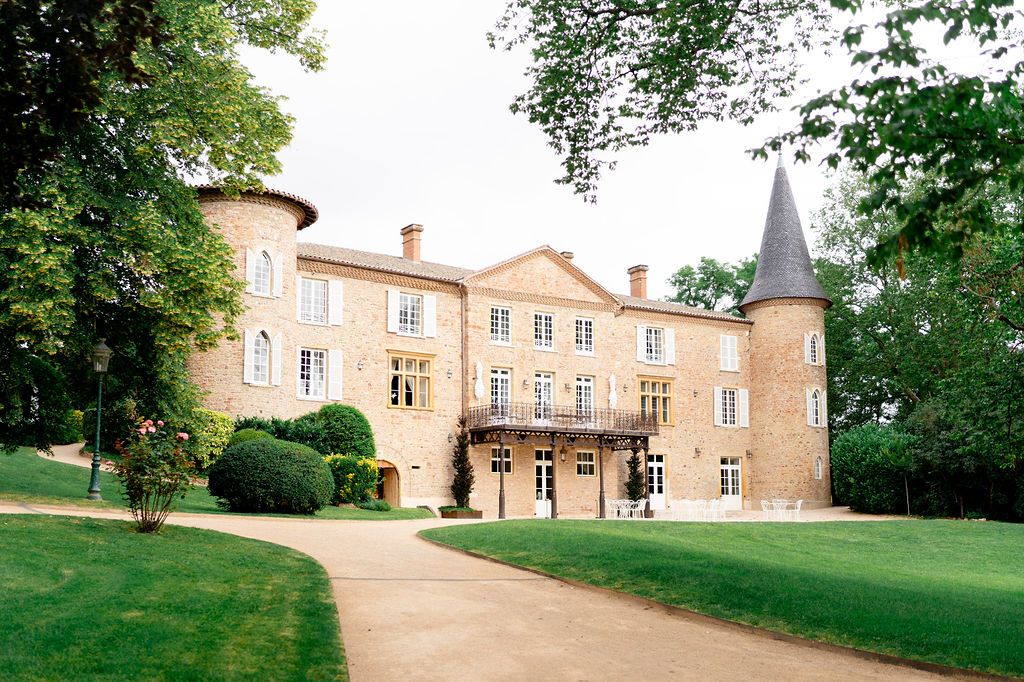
[666,254,756,314]
[0,0,326,451]
[490,0,833,200]
[495,0,1024,267]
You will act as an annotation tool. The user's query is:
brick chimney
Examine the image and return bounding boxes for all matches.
[560,251,574,262]
[401,224,423,261]
[628,264,649,299]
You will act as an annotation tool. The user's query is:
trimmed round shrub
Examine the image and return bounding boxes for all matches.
[831,424,916,514]
[324,454,379,504]
[227,428,274,448]
[208,439,335,514]
[234,416,273,435]
[308,404,375,458]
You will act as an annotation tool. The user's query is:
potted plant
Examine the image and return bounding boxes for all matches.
[442,417,482,519]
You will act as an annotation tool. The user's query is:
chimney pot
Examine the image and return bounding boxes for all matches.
[560,251,574,262]
[627,264,649,299]
[401,224,423,261]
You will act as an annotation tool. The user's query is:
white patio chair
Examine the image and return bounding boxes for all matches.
[693,499,708,522]
[788,499,803,522]
[771,499,789,522]
[760,500,773,521]
[707,498,725,522]
[630,499,647,519]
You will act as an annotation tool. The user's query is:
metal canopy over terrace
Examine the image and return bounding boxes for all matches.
[466,402,658,519]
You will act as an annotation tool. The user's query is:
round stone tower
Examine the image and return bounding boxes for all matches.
[739,160,832,507]
[188,186,318,417]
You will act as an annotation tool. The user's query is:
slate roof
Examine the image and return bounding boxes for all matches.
[297,243,474,282]
[618,295,751,324]
[738,160,831,311]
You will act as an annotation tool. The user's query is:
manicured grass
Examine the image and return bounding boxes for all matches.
[422,519,1024,677]
[0,514,346,680]
[1,447,433,520]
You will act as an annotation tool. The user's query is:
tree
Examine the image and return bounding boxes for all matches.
[624,451,646,502]
[667,255,756,314]
[450,417,475,508]
[491,1,832,200]
[1,0,326,451]
[494,1,1024,266]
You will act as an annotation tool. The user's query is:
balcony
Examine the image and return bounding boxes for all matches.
[466,402,657,447]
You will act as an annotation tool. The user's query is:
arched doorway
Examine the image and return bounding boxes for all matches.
[376,460,401,507]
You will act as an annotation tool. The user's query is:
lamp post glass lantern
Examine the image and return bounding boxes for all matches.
[87,339,113,501]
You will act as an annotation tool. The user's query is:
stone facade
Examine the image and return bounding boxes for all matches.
[189,172,832,517]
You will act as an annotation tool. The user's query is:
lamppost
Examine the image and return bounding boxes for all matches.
[87,339,113,501]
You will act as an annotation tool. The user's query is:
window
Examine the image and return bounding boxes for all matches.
[298,348,326,399]
[714,387,748,427]
[575,317,594,355]
[808,388,823,427]
[576,451,596,477]
[575,376,594,417]
[720,388,738,426]
[639,378,672,425]
[814,456,823,480]
[398,293,422,336]
[720,335,738,371]
[253,251,272,296]
[645,327,664,364]
[299,278,327,324]
[389,353,432,409]
[490,367,510,414]
[534,312,554,349]
[805,332,824,365]
[490,306,511,344]
[490,446,512,474]
[252,331,270,384]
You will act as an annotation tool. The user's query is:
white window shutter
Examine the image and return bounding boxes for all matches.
[328,349,343,400]
[713,387,723,426]
[328,280,344,326]
[423,295,437,337]
[387,289,400,333]
[739,388,749,428]
[804,333,812,364]
[272,254,284,297]
[271,332,282,386]
[806,389,814,426]
[665,328,675,365]
[245,249,255,293]
[243,329,254,384]
[720,335,728,370]
[295,276,303,321]
[821,389,828,425]
[819,335,826,365]
[295,347,305,398]
[635,325,646,362]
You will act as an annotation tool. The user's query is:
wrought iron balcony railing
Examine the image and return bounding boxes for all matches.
[466,402,658,436]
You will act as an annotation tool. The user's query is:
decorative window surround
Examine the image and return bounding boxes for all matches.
[639,378,672,426]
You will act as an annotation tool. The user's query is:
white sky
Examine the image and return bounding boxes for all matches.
[242,2,877,300]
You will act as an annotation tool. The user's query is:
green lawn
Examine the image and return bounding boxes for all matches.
[1,447,433,520]
[422,520,1024,677]
[0,514,346,680]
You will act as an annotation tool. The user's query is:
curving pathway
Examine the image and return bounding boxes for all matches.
[2,494,955,681]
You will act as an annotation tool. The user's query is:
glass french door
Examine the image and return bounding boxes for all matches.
[647,454,666,510]
[575,375,594,424]
[535,449,553,518]
[720,457,742,510]
[534,372,553,423]
[490,368,510,421]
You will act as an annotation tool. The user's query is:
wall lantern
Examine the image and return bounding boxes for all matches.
[447,368,453,379]
[559,446,567,462]
[357,358,365,371]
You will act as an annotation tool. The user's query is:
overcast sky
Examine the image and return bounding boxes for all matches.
[243,2,861,300]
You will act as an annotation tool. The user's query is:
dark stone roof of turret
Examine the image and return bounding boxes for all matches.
[738,159,830,311]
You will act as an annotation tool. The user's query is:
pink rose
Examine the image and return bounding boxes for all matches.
[144,419,153,426]
[157,420,164,427]
[177,432,189,441]
[147,426,156,433]
[138,428,147,435]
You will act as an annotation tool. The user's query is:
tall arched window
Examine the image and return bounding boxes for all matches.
[809,334,819,364]
[253,251,272,296]
[814,456,823,480]
[810,389,822,426]
[252,331,270,384]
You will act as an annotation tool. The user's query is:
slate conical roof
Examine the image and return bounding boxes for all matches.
[738,159,831,311]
